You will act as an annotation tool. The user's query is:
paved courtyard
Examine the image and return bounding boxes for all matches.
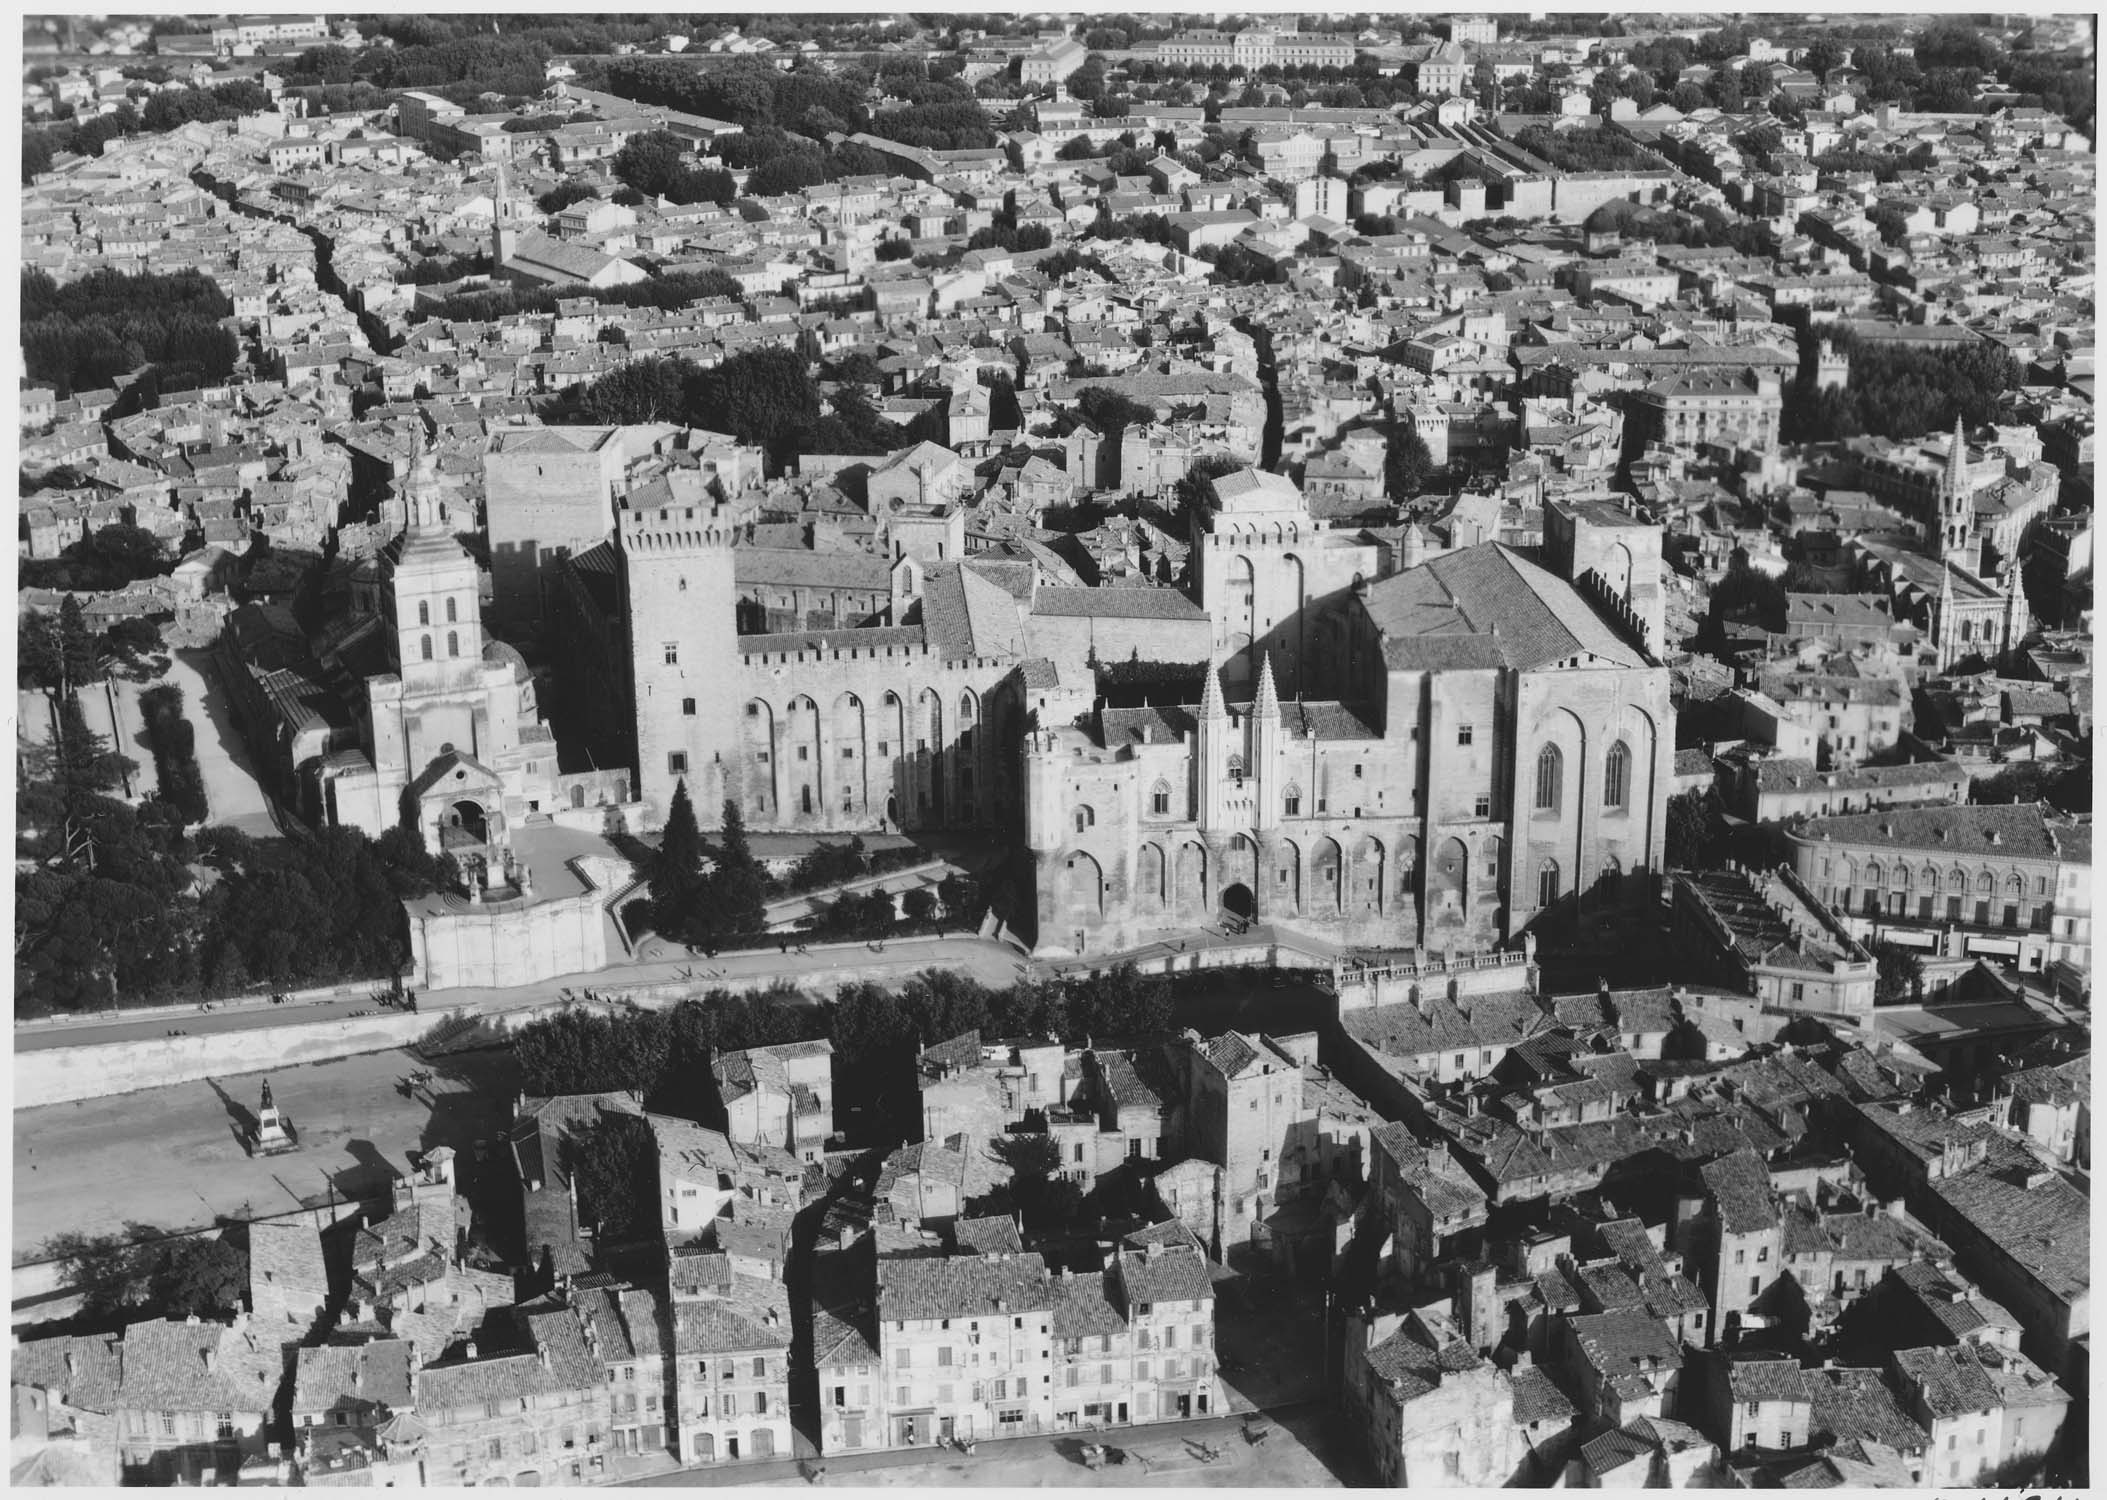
[631,1404,1361,1489]
[13,1045,518,1261]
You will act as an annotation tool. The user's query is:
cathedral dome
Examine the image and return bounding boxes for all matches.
[482,638,531,684]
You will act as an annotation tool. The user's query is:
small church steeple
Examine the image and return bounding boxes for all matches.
[1937,414,1977,571]
[492,158,518,271]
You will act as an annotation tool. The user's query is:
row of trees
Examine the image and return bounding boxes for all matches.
[22,267,239,400]
[610,129,735,206]
[14,673,447,1015]
[514,963,1176,1113]
[44,1224,247,1331]
[23,79,275,182]
[138,684,207,824]
[1784,332,2023,444]
[20,597,168,694]
[412,265,745,327]
[552,348,906,467]
[648,784,769,946]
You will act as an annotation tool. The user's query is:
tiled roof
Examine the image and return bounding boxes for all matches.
[1891,1345,2002,1420]
[952,1216,1025,1257]
[1565,1310,1682,1385]
[293,1340,415,1416]
[1510,1361,1578,1425]
[117,1319,279,1414]
[1117,1245,1214,1308]
[1730,1358,1811,1404]
[876,1252,1053,1323]
[671,1278,791,1356]
[1032,585,1206,620]
[247,1218,330,1307]
[1342,986,1553,1064]
[1935,1143,2088,1304]
[1196,1031,1263,1080]
[1051,1270,1127,1339]
[1700,1149,1781,1236]
[1803,1366,1930,1455]
[10,1331,122,1412]
[415,1350,557,1412]
[1796,802,2058,859]
[1360,543,1649,673]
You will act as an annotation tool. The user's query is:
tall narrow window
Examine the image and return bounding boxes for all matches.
[1534,744,1562,811]
[1603,741,1630,809]
[447,630,459,658]
[420,635,433,661]
[417,600,429,626]
[1538,860,1561,908]
[1150,781,1171,816]
[446,596,458,623]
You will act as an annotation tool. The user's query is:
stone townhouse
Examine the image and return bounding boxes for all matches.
[1689,1149,1786,1347]
[875,1252,1058,1446]
[1344,1301,1535,1486]
[1367,1122,1492,1280]
[412,1302,611,1487]
[289,1339,418,1483]
[812,1289,886,1456]
[710,1039,836,1164]
[1050,1267,1135,1431]
[246,1217,332,1346]
[669,1268,794,1464]
[917,1032,1073,1145]
[1891,1343,2071,1486]
[113,1317,280,1485]
[1110,1235,1221,1422]
[1710,1355,1814,1452]
[1557,1307,1686,1429]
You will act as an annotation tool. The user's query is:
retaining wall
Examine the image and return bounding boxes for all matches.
[14,940,1004,1108]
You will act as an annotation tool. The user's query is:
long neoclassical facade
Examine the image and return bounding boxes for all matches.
[1024,542,1674,957]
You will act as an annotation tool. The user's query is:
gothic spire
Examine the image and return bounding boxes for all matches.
[1945,414,1969,500]
[1199,655,1227,721]
[1253,652,1280,718]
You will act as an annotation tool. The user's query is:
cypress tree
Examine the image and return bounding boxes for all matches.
[651,778,707,941]
[701,797,768,939]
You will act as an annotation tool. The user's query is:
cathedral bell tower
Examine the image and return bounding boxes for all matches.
[1935,415,1979,573]
[390,433,484,691]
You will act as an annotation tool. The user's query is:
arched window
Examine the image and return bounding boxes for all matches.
[1150,781,1171,816]
[1283,784,1302,817]
[1893,865,1911,889]
[420,635,433,661]
[417,600,429,626]
[1535,744,1562,811]
[1865,860,1883,887]
[1603,741,1630,809]
[2005,874,2026,897]
[1228,754,1246,788]
[446,596,458,623]
[1925,867,1942,892]
[447,631,460,658]
[1538,859,1561,908]
[1074,805,1095,833]
[1976,870,1995,893]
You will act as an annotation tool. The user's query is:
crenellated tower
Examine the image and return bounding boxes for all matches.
[617,496,742,829]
